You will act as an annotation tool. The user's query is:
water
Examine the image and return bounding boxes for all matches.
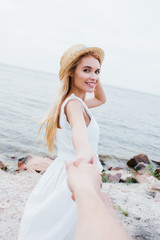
[0,63,160,169]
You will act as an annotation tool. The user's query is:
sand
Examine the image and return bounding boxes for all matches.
[0,170,40,240]
[0,169,160,240]
[102,182,160,239]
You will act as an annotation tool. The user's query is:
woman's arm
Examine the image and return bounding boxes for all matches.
[65,100,97,164]
[84,81,107,108]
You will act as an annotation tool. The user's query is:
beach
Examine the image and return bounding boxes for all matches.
[1,162,160,240]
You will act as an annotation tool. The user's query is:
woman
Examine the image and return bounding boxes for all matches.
[18,44,106,240]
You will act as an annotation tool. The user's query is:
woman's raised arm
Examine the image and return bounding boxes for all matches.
[84,81,107,108]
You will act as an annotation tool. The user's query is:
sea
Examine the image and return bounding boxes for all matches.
[0,63,160,170]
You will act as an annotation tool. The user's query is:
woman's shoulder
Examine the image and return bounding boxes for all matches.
[60,93,92,129]
[62,93,82,105]
[62,93,89,109]
[62,94,85,117]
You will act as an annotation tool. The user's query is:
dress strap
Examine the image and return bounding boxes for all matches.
[60,93,92,129]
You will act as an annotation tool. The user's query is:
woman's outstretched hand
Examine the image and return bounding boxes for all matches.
[74,145,98,166]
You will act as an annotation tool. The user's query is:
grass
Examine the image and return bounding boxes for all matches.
[115,205,129,217]
[154,170,160,180]
[147,164,160,180]
[101,172,109,183]
[1,165,8,171]
[147,164,155,175]
[125,177,138,185]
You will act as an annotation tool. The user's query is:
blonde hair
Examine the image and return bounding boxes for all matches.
[39,51,101,154]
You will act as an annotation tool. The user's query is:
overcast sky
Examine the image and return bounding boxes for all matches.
[0,0,160,95]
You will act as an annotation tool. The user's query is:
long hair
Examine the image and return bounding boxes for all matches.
[39,51,101,154]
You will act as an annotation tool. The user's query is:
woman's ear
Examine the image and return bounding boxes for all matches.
[70,72,73,77]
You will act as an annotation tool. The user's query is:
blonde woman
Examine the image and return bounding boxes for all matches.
[18,44,106,240]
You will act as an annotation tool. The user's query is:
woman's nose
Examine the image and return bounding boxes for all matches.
[90,72,97,80]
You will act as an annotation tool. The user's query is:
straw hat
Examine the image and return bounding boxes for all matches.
[59,44,105,80]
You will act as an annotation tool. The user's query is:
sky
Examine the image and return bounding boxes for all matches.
[0,0,160,95]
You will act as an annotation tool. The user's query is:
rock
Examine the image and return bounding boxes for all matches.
[115,169,136,182]
[111,167,124,171]
[135,173,151,183]
[18,155,52,174]
[106,172,122,183]
[155,168,160,174]
[99,159,105,166]
[105,169,135,183]
[120,173,137,183]
[134,162,146,171]
[127,154,150,169]
[0,161,8,171]
[135,168,147,175]
[151,160,160,166]
[104,166,112,171]
[18,156,31,169]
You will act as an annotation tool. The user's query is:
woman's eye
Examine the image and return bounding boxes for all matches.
[83,69,90,72]
[95,70,100,74]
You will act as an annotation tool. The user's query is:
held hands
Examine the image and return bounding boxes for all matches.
[66,161,114,212]
[66,145,100,201]
[75,145,98,166]
[65,161,101,201]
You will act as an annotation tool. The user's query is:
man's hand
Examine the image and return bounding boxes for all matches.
[65,161,101,200]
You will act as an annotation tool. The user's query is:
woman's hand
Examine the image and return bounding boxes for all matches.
[74,145,98,166]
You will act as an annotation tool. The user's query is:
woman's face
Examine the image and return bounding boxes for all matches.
[70,55,101,94]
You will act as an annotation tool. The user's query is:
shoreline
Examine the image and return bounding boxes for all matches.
[1,153,132,173]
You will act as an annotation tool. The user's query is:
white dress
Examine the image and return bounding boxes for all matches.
[18,93,102,240]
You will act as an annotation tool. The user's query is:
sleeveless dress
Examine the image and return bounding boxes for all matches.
[18,93,102,240]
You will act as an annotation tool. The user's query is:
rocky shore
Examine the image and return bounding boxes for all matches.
[0,154,160,240]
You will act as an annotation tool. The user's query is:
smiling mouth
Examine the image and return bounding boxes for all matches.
[85,82,96,87]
